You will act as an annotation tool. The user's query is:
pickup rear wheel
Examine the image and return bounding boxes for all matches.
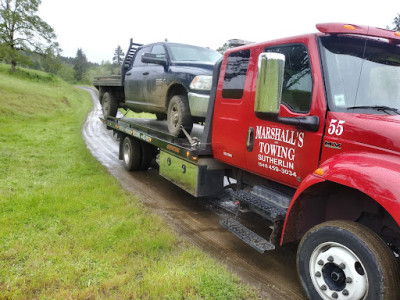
[102,92,118,119]
[122,136,141,171]
[297,220,400,300]
[167,95,193,137]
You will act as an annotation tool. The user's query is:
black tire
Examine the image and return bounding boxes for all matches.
[167,94,193,137]
[122,136,142,171]
[102,92,118,119]
[155,113,167,121]
[139,141,155,171]
[297,220,400,300]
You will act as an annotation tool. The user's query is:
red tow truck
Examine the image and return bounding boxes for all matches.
[97,23,400,299]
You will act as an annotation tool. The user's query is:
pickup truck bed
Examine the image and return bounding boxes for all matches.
[93,75,122,87]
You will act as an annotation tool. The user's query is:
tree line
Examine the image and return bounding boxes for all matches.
[0,0,126,83]
[1,0,399,82]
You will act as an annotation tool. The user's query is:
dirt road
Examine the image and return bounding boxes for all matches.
[81,87,307,299]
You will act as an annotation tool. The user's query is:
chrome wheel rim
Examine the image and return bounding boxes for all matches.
[123,141,131,165]
[171,104,179,128]
[103,97,110,116]
[309,242,368,300]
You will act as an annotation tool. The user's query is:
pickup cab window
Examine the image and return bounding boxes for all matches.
[222,50,250,99]
[132,46,151,67]
[265,44,312,113]
[151,44,167,60]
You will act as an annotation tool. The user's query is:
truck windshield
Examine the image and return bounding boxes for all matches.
[320,35,400,114]
[167,44,222,63]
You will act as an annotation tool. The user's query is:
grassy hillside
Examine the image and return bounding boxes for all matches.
[0,64,255,298]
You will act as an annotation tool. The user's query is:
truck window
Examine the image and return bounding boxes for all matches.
[168,44,221,63]
[320,35,400,114]
[151,44,167,61]
[265,44,312,113]
[222,50,250,99]
[132,46,150,67]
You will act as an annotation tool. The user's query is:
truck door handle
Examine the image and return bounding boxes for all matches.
[143,72,149,75]
[246,127,255,152]
[126,72,131,75]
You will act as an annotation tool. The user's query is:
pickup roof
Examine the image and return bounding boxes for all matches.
[94,39,221,136]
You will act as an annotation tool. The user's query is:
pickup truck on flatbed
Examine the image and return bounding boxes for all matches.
[94,40,221,136]
[97,23,400,299]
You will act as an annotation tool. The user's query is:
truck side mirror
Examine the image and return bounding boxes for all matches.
[141,53,168,66]
[254,52,285,119]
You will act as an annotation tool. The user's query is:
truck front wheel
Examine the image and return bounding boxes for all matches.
[167,95,193,137]
[102,92,118,119]
[297,220,400,300]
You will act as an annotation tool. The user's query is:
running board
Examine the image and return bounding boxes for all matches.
[229,190,287,221]
[220,218,275,253]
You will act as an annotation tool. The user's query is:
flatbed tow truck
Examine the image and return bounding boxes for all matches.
[97,23,400,299]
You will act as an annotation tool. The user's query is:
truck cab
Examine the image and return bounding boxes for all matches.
[212,23,400,299]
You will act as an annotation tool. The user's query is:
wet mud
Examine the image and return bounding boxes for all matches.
[80,87,307,299]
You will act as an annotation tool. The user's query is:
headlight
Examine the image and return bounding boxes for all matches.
[190,75,212,91]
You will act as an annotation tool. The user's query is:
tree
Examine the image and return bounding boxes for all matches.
[393,13,400,31]
[41,47,61,74]
[216,43,229,54]
[113,45,124,66]
[0,0,58,71]
[73,48,88,82]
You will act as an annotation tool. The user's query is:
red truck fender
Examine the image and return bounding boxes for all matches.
[281,152,400,245]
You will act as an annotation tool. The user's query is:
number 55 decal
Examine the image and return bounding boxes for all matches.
[328,119,345,136]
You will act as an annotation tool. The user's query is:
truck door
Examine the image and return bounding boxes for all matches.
[245,43,325,187]
[142,44,169,110]
[125,46,151,105]
[213,42,325,188]
[212,49,254,168]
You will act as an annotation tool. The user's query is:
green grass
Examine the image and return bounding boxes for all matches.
[119,108,156,119]
[0,64,255,299]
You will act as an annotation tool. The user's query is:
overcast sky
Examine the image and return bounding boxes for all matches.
[38,0,399,63]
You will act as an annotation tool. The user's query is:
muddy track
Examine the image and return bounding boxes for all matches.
[80,87,307,299]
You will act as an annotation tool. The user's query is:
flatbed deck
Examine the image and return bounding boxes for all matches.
[102,117,212,163]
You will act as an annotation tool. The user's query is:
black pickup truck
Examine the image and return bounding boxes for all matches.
[93,39,222,136]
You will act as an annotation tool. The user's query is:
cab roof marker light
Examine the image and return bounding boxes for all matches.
[344,24,356,30]
[316,23,400,42]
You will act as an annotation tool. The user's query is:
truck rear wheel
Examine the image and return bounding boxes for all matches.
[122,136,141,171]
[297,220,400,300]
[167,95,193,137]
[139,141,155,171]
[102,92,118,119]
